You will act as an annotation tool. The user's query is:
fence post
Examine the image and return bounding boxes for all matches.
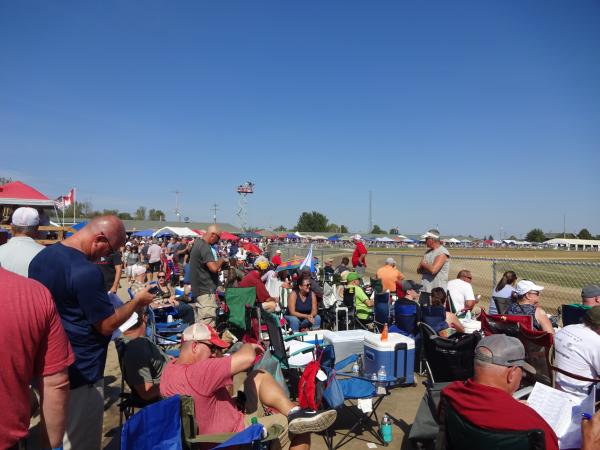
[492,260,497,290]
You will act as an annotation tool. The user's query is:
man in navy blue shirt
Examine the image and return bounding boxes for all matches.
[29,215,155,450]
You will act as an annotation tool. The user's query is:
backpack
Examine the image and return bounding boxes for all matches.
[297,350,326,410]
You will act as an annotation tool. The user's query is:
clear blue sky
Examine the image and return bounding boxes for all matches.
[1,1,599,238]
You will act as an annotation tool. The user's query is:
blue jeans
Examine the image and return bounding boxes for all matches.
[285,314,321,332]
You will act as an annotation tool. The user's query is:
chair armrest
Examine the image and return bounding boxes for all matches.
[283,332,307,342]
[334,354,358,371]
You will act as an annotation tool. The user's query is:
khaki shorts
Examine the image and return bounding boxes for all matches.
[194,293,217,327]
[241,371,291,450]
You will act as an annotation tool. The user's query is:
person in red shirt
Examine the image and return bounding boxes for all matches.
[272,249,282,267]
[440,334,558,450]
[239,256,279,312]
[0,268,74,449]
[160,323,337,450]
[351,234,367,278]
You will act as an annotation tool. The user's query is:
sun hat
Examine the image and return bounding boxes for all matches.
[475,334,536,374]
[12,207,39,227]
[421,229,440,240]
[182,323,230,348]
[346,272,361,283]
[515,280,544,296]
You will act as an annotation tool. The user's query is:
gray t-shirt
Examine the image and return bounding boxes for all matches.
[420,245,450,293]
[119,336,169,388]
[190,239,218,296]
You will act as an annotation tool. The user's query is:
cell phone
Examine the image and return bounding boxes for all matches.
[148,286,161,296]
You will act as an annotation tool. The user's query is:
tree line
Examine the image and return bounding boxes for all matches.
[60,203,166,221]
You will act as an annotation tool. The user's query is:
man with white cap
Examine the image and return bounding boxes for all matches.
[351,234,368,278]
[440,335,558,450]
[272,248,282,267]
[417,229,450,303]
[506,280,554,333]
[376,257,404,293]
[0,207,45,277]
[160,323,337,450]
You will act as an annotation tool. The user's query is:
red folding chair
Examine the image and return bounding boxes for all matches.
[480,310,533,337]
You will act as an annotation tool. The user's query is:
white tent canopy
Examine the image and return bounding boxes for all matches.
[309,235,327,240]
[444,238,461,243]
[376,237,395,242]
[153,226,199,237]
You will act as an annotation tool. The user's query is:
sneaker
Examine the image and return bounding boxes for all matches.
[287,408,337,435]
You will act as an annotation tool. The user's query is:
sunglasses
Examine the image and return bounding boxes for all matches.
[158,275,166,279]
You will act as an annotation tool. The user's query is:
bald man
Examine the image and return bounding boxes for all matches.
[29,215,155,450]
[189,225,228,326]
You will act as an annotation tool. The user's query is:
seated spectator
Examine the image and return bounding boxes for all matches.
[334,256,350,275]
[155,271,195,325]
[441,334,558,450]
[116,307,170,401]
[239,256,279,312]
[447,270,479,315]
[554,307,600,400]
[160,323,337,450]
[323,258,335,283]
[375,257,404,293]
[285,278,321,332]
[398,280,421,303]
[582,284,600,307]
[489,270,517,314]
[347,272,373,324]
[300,267,323,299]
[506,280,554,334]
[430,287,465,334]
[336,270,350,300]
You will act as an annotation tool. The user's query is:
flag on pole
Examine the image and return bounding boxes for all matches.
[299,244,314,272]
[63,189,75,207]
[54,197,66,210]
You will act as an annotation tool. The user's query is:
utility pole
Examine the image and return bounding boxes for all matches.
[174,190,182,222]
[563,214,566,238]
[368,190,373,234]
[211,203,219,224]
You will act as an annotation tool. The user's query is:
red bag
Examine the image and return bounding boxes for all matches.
[297,352,325,410]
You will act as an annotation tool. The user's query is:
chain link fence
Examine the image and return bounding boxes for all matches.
[267,244,600,314]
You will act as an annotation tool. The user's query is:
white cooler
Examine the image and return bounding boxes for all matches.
[460,319,482,334]
[363,332,415,385]
[323,329,370,362]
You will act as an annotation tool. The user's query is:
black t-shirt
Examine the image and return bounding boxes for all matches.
[95,251,123,291]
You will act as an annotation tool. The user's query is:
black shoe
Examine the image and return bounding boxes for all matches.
[287,409,337,435]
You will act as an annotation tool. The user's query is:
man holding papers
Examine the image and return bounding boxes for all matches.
[441,335,558,450]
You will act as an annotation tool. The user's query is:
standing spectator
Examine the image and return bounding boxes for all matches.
[95,249,123,294]
[189,225,228,326]
[490,270,518,314]
[554,307,600,400]
[582,284,600,307]
[28,216,155,450]
[334,256,350,275]
[447,270,479,314]
[271,249,282,266]
[351,235,368,278]
[0,268,74,450]
[0,207,45,277]
[125,245,141,283]
[146,239,162,281]
[376,257,404,293]
[417,229,450,301]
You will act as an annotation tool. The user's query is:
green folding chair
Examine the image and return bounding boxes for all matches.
[225,287,257,339]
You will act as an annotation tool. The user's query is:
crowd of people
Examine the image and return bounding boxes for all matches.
[0,209,599,450]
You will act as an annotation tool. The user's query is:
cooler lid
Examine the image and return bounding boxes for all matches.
[364,331,415,350]
[323,329,370,343]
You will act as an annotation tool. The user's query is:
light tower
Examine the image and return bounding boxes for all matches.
[236,181,254,231]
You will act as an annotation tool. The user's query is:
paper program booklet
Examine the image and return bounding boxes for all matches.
[526,382,594,449]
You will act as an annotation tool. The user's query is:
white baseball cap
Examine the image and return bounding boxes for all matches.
[12,207,39,227]
[182,323,230,348]
[515,280,544,296]
[131,264,147,277]
[352,234,362,241]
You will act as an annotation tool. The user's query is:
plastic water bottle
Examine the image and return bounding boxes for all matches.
[378,365,387,381]
[352,360,360,375]
[381,414,393,444]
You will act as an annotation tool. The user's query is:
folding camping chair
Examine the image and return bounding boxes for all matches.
[560,303,590,326]
[373,291,391,331]
[224,287,258,341]
[437,397,547,450]
[420,305,447,333]
[318,346,395,450]
[342,287,359,330]
[419,322,480,384]
[480,310,534,337]
[492,296,513,315]
[517,326,554,387]
[261,311,315,399]
[369,278,383,294]
[147,307,186,349]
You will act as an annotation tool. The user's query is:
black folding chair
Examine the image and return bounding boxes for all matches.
[493,296,513,315]
[560,304,589,326]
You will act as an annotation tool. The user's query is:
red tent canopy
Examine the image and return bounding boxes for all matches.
[242,242,262,255]
[192,229,206,237]
[0,181,55,207]
[220,231,240,241]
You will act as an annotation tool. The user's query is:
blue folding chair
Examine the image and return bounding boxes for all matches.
[420,305,447,333]
[373,292,391,331]
[392,300,419,337]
